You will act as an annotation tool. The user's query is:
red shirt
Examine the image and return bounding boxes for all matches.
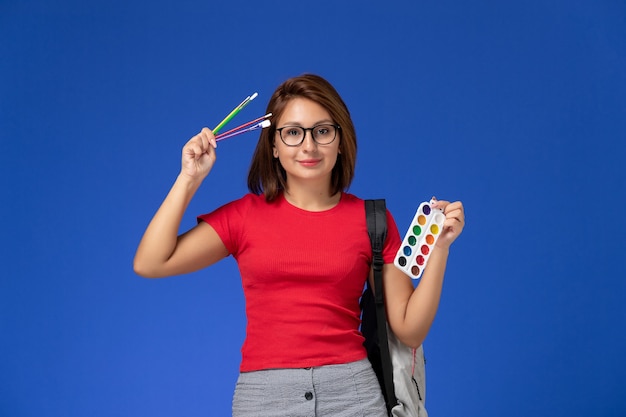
[198,192,401,372]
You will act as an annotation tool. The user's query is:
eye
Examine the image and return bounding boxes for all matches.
[285,128,301,136]
[315,126,330,135]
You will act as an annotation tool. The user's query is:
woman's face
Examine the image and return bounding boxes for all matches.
[273,97,340,188]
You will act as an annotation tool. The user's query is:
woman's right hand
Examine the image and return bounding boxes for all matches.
[180,127,217,181]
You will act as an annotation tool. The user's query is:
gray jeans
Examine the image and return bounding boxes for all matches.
[232,358,387,417]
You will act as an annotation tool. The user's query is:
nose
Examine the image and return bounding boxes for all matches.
[301,129,317,151]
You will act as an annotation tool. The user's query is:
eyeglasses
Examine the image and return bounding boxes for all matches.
[275,124,341,147]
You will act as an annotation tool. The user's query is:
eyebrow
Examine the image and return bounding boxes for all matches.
[279,119,334,126]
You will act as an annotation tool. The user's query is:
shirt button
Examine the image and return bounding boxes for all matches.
[304,391,313,401]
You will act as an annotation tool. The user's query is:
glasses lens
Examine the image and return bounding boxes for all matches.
[281,127,304,145]
[312,125,336,144]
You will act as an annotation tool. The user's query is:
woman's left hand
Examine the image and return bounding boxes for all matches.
[431,198,465,250]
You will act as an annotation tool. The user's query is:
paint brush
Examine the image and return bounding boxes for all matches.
[212,92,258,134]
[215,113,272,139]
[215,119,271,142]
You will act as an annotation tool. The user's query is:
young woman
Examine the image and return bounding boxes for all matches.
[134,74,465,416]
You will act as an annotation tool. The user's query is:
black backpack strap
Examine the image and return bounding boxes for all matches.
[365,199,397,414]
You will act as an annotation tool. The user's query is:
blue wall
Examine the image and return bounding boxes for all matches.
[2,1,625,415]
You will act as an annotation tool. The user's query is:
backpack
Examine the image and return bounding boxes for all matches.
[361,199,428,417]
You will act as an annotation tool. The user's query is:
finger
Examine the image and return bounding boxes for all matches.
[442,213,464,234]
[443,216,463,230]
[444,206,463,218]
[201,129,217,152]
[195,129,216,153]
[445,203,464,221]
[196,129,209,151]
[201,127,217,149]
[431,199,449,210]
[185,141,206,160]
[444,201,463,213]
[444,208,464,223]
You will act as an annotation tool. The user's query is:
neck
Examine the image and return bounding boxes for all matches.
[283,181,341,212]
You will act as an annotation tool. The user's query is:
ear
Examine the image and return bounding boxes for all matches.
[273,146,279,158]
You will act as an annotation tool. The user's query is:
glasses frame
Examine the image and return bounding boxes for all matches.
[275,124,341,147]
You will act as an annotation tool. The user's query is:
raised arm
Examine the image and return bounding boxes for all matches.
[133,128,229,278]
[383,199,465,348]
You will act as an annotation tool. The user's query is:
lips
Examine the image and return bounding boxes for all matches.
[298,159,321,167]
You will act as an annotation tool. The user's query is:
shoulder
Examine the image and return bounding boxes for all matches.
[220,193,267,210]
[198,193,262,223]
[342,192,389,207]
[342,193,395,217]
[339,192,400,229]
[347,193,401,235]
[339,192,364,207]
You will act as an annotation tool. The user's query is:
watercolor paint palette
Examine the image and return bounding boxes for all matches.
[394,200,446,279]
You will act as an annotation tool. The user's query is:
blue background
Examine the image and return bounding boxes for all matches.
[2,1,625,416]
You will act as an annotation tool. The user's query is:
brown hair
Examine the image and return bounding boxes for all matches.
[247,74,357,201]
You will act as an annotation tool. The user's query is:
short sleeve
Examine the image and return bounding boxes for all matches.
[197,194,253,256]
[382,209,402,264]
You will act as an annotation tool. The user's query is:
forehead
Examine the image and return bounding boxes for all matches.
[277,97,332,125]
